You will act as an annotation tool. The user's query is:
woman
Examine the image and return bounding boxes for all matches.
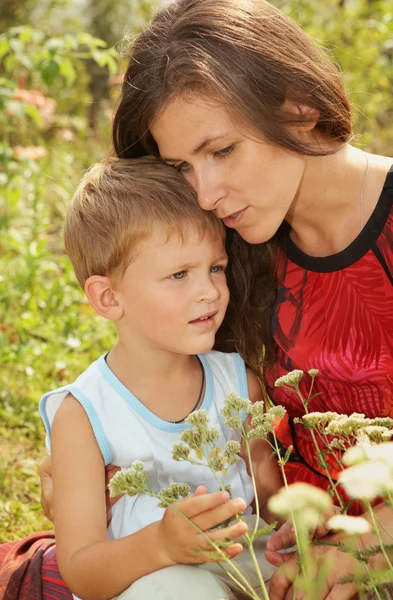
[108,0,393,597]
[12,0,393,598]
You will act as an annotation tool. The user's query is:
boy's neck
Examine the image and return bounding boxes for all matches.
[105,340,203,423]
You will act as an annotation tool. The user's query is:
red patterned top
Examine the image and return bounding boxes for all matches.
[265,167,393,511]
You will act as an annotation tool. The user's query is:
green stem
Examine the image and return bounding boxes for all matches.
[243,427,260,537]
[295,384,345,510]
[365,501,393,571]
[244,533,270,600]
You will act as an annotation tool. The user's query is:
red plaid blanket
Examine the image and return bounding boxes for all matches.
[0,532,55,600]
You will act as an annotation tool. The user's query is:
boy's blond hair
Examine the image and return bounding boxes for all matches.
[64,156,225,287]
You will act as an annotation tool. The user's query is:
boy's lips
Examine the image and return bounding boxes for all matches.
[189,311,218,328]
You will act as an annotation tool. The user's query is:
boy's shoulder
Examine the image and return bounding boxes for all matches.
[201,350,248,399]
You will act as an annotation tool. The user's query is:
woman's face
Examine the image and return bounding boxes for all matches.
[150,95,306,244]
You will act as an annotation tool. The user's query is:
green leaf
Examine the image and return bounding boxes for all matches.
[59,58,77,86]
[24,104,43,128]
[40,60,60,86]
[0,36,10,59]
[18,27,34,45]
[249,521,278,542]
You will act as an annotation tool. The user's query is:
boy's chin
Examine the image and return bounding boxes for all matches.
[188,334,216,355]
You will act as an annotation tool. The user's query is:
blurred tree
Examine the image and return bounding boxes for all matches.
[273,0,393,152]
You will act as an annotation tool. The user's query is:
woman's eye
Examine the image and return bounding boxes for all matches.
[169,271,187,280]
[211,265,226,274]
[214,144,235,158]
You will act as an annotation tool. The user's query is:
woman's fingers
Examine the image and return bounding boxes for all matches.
[39,456,54,521]
[265,550,297,567]
[269,558,299,600]
[266,520,295,551]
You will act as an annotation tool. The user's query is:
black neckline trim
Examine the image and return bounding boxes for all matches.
[282,165,393,273]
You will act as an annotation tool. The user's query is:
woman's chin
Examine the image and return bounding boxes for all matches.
[235,223,282,244]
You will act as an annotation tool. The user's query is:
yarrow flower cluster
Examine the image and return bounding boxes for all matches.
[171,408,241,476]
[157,483,191,508]
[274,370,304,388]
[108,460,148,498]
[299,411,340,429]
[221,393,252,429]
[247,405,286,440]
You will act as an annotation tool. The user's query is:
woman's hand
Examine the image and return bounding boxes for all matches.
[265,505,341,564]
[267,536,362,600]
[40,456,54,522]
[157,486,249,565]
[39,456,121,524]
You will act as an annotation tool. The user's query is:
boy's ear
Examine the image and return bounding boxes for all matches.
[84,275,123,321]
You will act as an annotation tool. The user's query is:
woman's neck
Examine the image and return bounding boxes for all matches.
[285,144,392,257]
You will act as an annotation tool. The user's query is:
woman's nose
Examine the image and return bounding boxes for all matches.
[194,170,225,211]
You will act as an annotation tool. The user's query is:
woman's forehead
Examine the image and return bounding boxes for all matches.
[150,96,238,158]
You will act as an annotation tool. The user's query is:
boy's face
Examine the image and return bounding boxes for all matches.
[115,225,229,356]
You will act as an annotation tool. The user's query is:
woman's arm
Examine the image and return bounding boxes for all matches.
[52,394,249,600]
[244,369,283,524]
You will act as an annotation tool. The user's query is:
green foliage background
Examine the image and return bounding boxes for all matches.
[0,0,392,542]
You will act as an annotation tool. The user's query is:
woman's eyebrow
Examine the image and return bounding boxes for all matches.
[162,133,230,162]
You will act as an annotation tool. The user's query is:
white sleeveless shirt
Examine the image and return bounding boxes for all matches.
[39,351,254,540]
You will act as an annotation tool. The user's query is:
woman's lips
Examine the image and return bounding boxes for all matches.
[222,207,248,228]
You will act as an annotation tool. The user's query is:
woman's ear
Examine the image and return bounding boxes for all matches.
[282,99,320,134]
[84,275,123,321]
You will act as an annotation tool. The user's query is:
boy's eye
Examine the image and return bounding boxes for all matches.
[174,161,191,172]
[169,271,187,280]
[211,265,226,274]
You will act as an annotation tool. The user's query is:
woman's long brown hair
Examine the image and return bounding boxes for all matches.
[111,0,352,373]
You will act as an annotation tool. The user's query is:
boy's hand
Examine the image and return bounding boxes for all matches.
[157,486,248,565]
[40,456,121,524]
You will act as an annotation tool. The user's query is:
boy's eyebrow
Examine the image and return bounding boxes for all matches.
[161,134,230,163]
[166,253,228,272]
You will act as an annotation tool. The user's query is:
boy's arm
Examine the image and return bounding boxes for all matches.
[52,394,249,600]
[51,394,170,600]
[242,369,283,524]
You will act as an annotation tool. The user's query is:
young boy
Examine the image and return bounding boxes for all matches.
[39,157,281,600]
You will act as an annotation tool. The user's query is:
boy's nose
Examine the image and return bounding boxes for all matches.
[197,279,221,303]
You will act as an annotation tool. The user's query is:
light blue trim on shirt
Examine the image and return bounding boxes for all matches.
[97,353,213,433]
[233,353,249,399]
[233,353,249,424]
[39,384,114,465]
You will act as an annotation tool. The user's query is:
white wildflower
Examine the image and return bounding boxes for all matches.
[362,442,393,468]
[66,336,81,349]
[342,445,368,467]
[268,483,332,529]
[339,460,393,500]
[327,514,371,536]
